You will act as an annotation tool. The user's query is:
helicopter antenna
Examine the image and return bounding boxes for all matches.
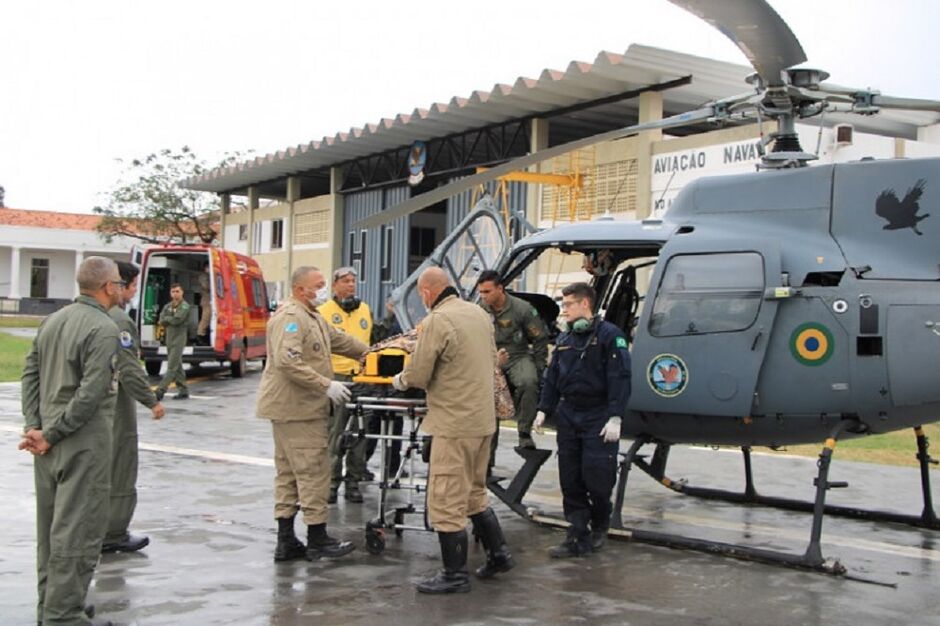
[813,105,827,159]
[654,170,677,216]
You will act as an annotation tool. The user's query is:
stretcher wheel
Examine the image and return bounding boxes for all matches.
[394,511,405,537]
[365,520,386,555]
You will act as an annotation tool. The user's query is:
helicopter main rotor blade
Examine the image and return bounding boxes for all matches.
[354,107,716,230]
[668,0,806,87]
[870,94,940,113]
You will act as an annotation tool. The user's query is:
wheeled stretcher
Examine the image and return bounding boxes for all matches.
[340,395,433,554]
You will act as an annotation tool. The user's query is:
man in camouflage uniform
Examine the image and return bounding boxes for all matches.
[476,270,549,452]
[102,261,166,554]
[155,283,190,400]
[20,256,123,626]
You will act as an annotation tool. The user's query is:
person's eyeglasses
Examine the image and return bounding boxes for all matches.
[104,280,127,289]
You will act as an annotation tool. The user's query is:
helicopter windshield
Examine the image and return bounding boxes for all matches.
[648,252,764,336]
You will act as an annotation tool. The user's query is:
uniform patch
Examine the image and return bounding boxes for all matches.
[531,308,538,316]
[359,318,368,330]
[790,323,834,366]
[313,342,321,352]
[119,330,133,348]
[498,319,512,328]
[332,313,342,324]
[285,321,298,333]
[648,354,688,398]
[615,336,627,349]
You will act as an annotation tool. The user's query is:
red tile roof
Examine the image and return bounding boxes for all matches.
[0,208,103,231]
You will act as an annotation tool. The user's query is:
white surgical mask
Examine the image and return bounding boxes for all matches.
[310,286,329,307]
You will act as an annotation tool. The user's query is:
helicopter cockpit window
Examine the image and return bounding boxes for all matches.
[649,252,763,336]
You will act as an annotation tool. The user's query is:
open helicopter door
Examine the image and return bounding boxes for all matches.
[629,234,782,417]
[391,194,511,330]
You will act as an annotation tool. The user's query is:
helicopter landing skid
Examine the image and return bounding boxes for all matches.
[632,427,940,531]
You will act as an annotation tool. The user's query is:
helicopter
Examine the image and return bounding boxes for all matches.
[356,0,940,577]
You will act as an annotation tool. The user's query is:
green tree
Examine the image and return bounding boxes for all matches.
[94,146,244,244]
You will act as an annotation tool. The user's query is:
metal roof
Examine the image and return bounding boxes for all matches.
[184,44,939,194]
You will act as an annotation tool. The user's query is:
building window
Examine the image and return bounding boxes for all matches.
[381,226,393,282]
[252,223,262,255]
[348,230,367,282]
[30,258,49,298]
[271,219,284,249]
[238,224,248,241]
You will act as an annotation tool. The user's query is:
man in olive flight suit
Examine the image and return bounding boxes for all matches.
[20,256,123,626]
[257,266,369,562]
[155,283,190,400]
[102,261,166,554]
[476,270,549,455]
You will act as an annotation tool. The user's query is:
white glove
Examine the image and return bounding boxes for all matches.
[533,410,546,434]
[327,381,352,405]
[391,372,408,392]
[600,417,621,443]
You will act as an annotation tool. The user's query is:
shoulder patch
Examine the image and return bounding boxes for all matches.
[285,321,299,333]
[615,336,628,349]
[531,308,538,316]
[119,331,133,348]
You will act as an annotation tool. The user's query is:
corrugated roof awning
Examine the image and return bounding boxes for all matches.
[183,44,939,194]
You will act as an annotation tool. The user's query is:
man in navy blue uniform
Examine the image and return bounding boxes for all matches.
[534,282,631,558]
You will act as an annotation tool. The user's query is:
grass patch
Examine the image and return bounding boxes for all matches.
[0,331,32,382]
[0,316,43,328]
[762,423,940,469]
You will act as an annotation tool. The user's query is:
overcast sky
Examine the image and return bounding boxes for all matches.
[1,0,937,213]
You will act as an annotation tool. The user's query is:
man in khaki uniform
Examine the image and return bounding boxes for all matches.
[256,266,369,562]
[155,284,191,400]
[20,256,123,626]
[318,266,373,503]
[392,267,515,594]
[103,261,165,555]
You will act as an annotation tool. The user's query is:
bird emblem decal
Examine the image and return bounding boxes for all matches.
[875,179,930,235]
[659,364,680,385]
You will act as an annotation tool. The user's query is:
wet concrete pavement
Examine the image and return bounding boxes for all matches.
[2,370,940,625]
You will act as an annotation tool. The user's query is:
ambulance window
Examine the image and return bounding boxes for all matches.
[251,279,264,308]
[649,252,763,336]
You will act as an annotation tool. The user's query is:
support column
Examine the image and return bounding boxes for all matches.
[247,187,260,256]
[635,90,664,220]
[219,193,231,248]
[286,177,301,284]
[329,167,345,275]
[526,118,549,292]
[8,246,22,299]
[73,250,84,299]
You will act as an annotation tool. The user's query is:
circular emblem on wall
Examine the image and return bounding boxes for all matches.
[407,140,427,186]
[360,318,368,330]
[332,313,342,324]
[790,323,834,366]
[647,354,689,398]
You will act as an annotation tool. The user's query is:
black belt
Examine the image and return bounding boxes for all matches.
[559,395,607,410]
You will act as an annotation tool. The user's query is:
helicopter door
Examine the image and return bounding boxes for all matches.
[391,194,510,330]
[629,237,782,417]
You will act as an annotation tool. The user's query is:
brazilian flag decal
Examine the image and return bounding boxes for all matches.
[789,323,834,366]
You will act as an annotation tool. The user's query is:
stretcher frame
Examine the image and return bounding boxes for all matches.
[341,395,432,554]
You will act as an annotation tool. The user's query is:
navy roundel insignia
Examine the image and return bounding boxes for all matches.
[647,354,689,398]
[313,342,321,352]
[789,323,834,366]
[360,318,368,329]
[119,331,133,348]
[332,313,342,324]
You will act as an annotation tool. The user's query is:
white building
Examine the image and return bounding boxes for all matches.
[0,208,136,314]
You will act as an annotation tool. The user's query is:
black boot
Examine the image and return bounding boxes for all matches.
[101,533,150,554]
[273,515,306,562]
[306,523,355,560]
[416,530,471,594]
[469,508,515,579]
